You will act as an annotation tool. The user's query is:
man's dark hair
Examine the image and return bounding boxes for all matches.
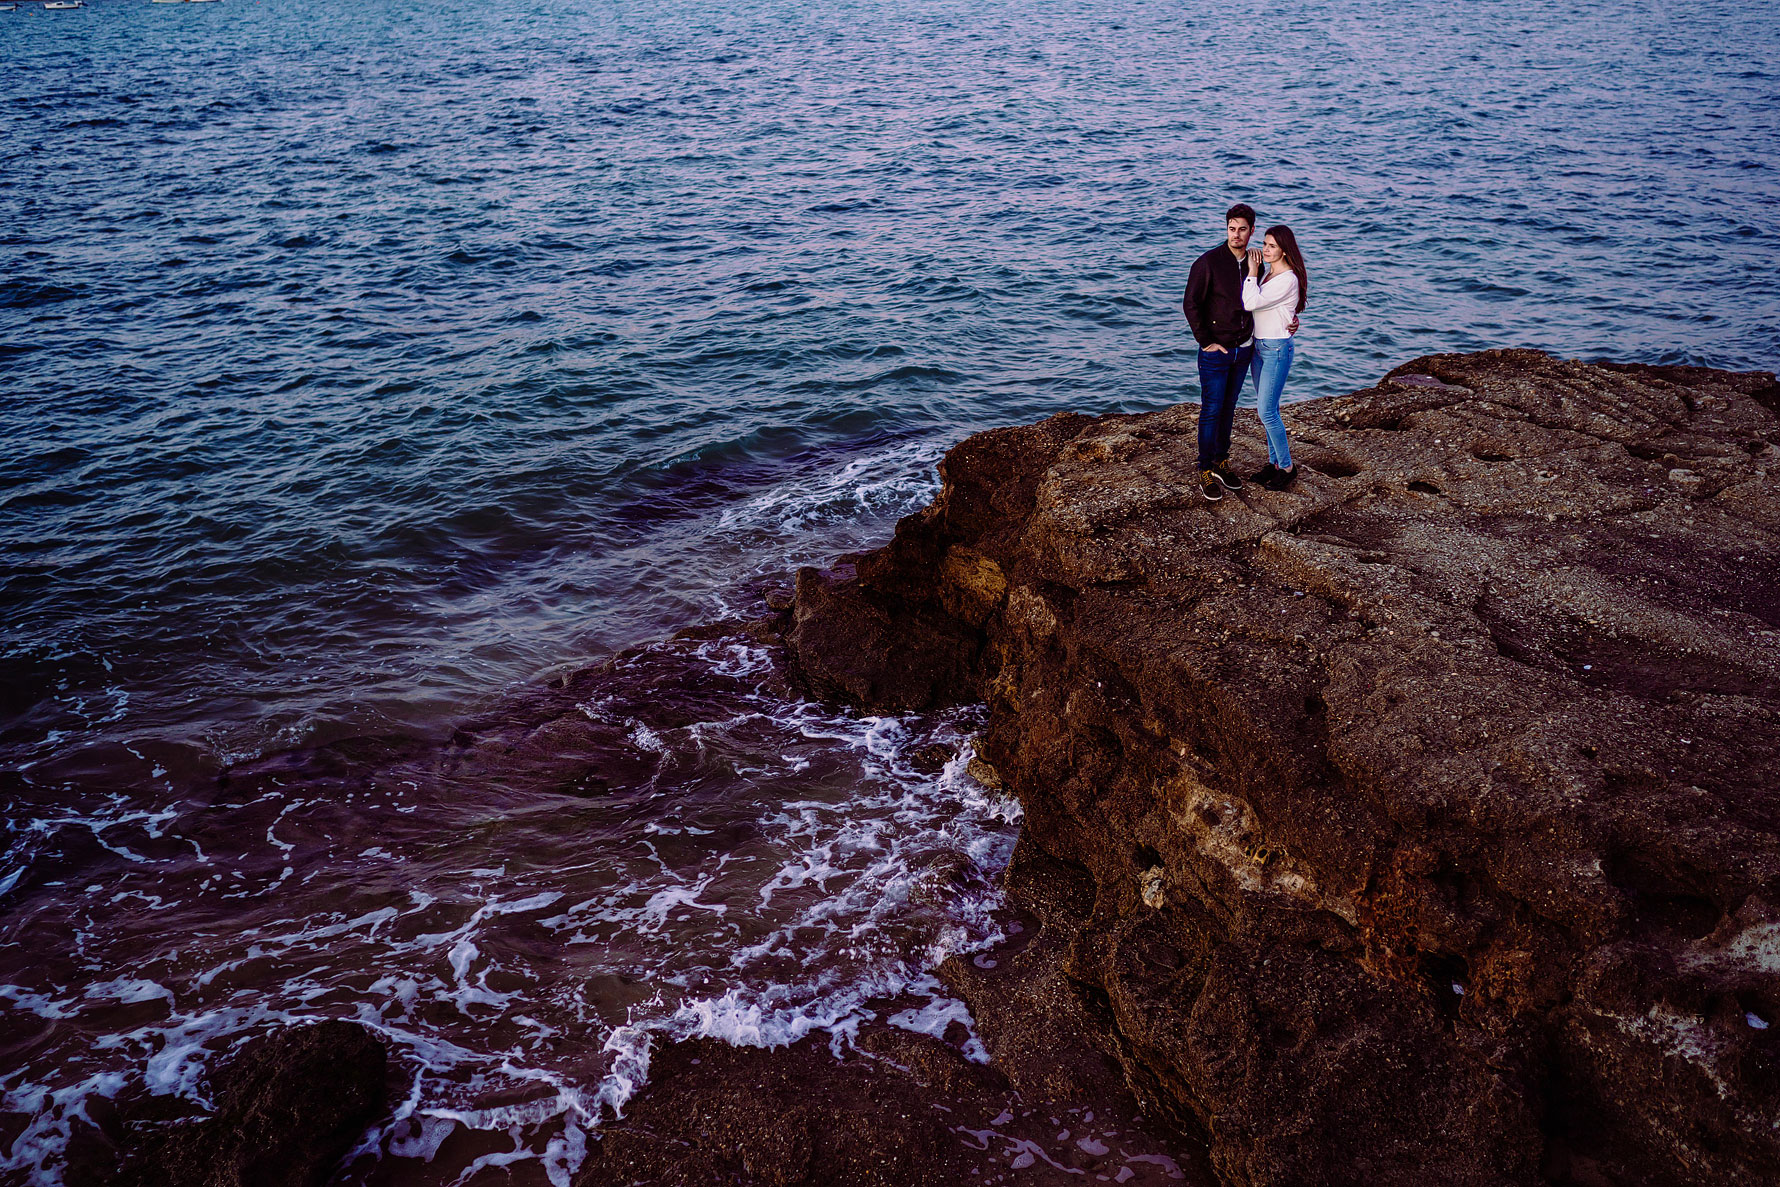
[1225,203,1256,227]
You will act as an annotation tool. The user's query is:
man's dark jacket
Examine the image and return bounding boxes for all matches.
[1183,244,1253,350]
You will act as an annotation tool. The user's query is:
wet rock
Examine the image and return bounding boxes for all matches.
[782,351,1780,1185]
[781,560,981,710]
[938,841,1138,1108]
[906,741,956,773]
[965,754,1002,789]
[488,714,652,795]
[115,1020,389,1187]
[907,849,977,908]
[579,1033,966,1186]
[576,1026,1202,1187]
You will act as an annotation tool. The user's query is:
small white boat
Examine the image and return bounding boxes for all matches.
[43,1,86,8]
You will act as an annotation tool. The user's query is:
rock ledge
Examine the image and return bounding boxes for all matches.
[783,351,1780,1186]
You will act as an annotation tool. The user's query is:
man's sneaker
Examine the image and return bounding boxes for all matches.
[1251,462,1281,484]
[1262,464,1298,492]
[1200,471,1224,502]
[1208,463,1244,492]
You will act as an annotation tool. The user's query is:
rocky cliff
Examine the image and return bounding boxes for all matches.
[780,351,1780,1185]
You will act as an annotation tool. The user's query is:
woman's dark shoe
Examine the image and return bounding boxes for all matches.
[1200,471,1225,502]
[1262,464,1298,492]
[1251,463,1282,484]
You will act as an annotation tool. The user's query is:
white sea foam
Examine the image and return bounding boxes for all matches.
[0,984,75,1020]
[887,982,991,1062]
[1123,1152,1187,1180]
[696,640,776,678]
[0,1071,130,1187]
[385,1113,456,1162]
[627,722,668,753]
[714,439,944,542]
[82,978,175,1007]
[701,439,948,629]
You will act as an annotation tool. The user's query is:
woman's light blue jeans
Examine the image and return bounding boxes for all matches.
[1248,336,1295,468]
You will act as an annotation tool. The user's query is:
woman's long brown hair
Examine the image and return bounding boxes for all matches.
[1265,225,1308,314]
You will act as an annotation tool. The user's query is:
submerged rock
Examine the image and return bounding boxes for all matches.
[114,1020,388,1187]
[782,351,1780,1185]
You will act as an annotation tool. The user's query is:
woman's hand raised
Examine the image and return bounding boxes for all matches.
[1246,248,1263,276]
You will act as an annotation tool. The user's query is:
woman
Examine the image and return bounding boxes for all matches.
[1242,225,1308,491]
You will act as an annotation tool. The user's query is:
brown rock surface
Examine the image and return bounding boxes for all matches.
[780,351,1780,1186]
[575,1024,1204,1187]
[113,1020,389,1187]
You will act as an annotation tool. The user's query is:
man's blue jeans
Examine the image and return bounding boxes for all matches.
[1196,342,1254,470]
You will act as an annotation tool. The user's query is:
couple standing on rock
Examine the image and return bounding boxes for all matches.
[1183,202,1310,502]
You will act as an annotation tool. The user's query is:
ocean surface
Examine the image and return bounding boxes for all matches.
[1,0,1776,1182]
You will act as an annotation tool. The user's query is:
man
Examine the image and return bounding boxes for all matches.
[1183,204,1259,502]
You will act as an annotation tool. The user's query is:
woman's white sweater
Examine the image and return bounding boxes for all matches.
[1242,270,1299,339]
